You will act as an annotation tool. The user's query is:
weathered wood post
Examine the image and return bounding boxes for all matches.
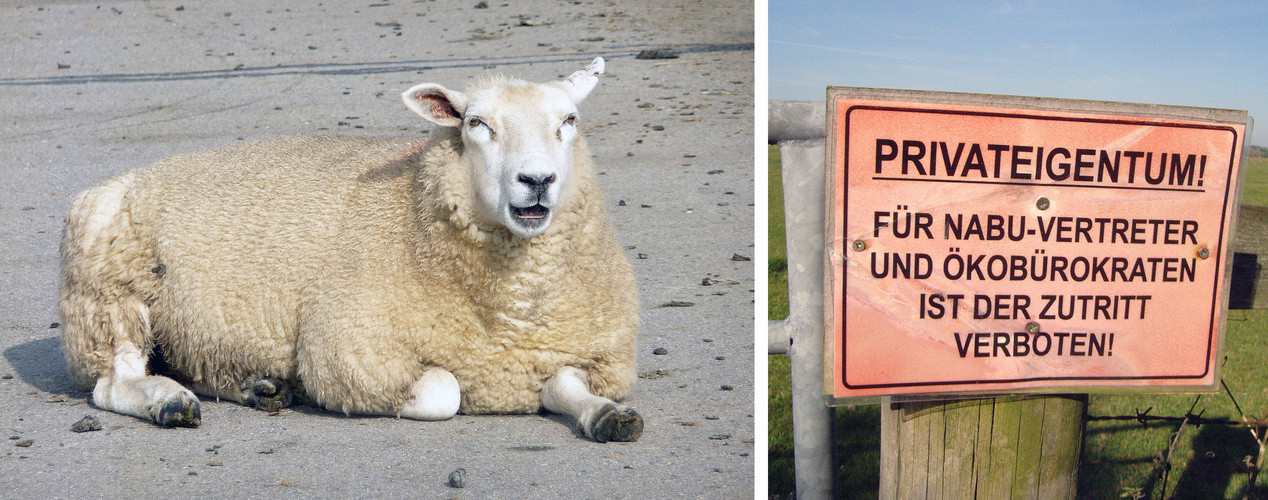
[879,395,1086,498]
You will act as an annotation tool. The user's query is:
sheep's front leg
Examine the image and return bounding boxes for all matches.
[398,367,461,420]
[92,341,201,427]
[542,366,643,443]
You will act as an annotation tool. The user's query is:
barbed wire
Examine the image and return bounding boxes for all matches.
[1083,378,1268,499]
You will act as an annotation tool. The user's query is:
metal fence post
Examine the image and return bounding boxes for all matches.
[770,101,833,499]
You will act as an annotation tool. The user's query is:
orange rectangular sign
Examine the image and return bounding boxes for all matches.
[827,91,1247,400]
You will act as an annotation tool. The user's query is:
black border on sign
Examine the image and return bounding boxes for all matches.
[838,103,1241,390]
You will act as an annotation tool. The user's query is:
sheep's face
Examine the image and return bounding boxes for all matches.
[457,85,578,238]
[403,58,604,239]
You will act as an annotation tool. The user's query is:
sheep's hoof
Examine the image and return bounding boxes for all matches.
[241,376,293,413]
[152,393,201,428]
[591,403,643,443]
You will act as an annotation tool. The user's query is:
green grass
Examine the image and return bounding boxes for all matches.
[769,144,795,494]
[768,151,1268,498]
[769,144,788,321]
[1241,157,1268,205]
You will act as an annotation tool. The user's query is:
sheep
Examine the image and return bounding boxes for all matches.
[57,57,644,442]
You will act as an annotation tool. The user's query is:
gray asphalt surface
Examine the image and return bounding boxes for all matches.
[0,1,754,497]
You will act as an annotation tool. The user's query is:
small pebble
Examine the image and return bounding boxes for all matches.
[731,253,751,262]
[709,434,730,440]
[71,415,102,433]
[720,385,734,391]
[447,468,467,488]
[15,439,34,447]
[652,347,668,355]
[1,374,12,380]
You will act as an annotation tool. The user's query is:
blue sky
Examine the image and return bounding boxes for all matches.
[769,1,1268,146]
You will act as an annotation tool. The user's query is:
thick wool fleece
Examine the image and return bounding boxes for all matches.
[59,133,638,415]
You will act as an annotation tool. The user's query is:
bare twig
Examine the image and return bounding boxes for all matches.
[1155,397,1202,498]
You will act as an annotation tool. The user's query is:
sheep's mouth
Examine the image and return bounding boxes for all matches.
[511,204,550,224]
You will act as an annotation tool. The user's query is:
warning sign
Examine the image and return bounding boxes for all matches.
[825,89,1248,400]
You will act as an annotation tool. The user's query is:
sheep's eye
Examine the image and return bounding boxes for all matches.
[467,117,482,128]
[563,114,576,126]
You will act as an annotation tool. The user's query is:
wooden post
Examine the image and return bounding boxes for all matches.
[880,395,1087,499]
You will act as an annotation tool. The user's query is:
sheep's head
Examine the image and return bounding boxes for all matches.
[402,57,604,239]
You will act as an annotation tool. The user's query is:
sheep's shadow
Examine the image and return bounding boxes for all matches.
[275,397,586,439]
[3,335,84,397]
[539,410,585,439]
[4,335,597,440]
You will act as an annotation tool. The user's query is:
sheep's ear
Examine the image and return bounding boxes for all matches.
[557,57,604,105]
[402,83,468,127]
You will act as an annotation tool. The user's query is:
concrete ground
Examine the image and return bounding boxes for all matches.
[0,1,754,497]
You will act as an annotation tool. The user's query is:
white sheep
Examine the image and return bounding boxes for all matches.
[58,57,644,442]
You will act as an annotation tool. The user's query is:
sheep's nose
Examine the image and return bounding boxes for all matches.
[518,173,556,196]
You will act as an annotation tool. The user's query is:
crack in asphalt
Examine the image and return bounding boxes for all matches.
[0,43,754,87]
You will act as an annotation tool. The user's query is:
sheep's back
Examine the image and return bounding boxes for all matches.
[124,136,424,392]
